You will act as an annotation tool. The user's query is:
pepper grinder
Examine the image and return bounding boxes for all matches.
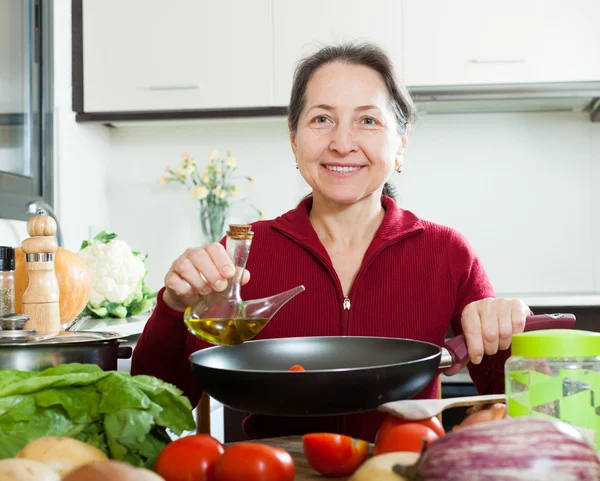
[21,208,60,335]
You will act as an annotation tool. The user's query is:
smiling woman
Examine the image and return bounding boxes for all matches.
[131,41,531,443]
[288,43,415,207]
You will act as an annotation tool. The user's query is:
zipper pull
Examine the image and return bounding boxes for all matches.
[343,297,351,310]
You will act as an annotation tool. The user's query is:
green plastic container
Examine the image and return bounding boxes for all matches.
[505,329,600,449]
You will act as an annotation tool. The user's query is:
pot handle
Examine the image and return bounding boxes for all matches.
[441,313,576,368]
[118,346,133,360]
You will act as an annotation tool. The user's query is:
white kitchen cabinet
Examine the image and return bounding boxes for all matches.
[82,0,273,112]
[403,0,600,87]
[273,0,404,106]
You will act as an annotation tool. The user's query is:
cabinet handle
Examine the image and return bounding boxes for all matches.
[142,84,200,91]
[468,59,526,64]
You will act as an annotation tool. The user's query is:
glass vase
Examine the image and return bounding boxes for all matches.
[199,203,228,244]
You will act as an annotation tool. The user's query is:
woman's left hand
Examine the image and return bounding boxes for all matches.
[444,298,530,375]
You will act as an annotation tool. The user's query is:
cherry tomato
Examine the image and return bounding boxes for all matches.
[303,433,369,477]
[374,423,439,455]
[375,414,445,444]
[154,434,224,481]
[288,365,305,371]
[214,443,294,481]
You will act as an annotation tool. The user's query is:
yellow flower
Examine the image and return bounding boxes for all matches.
[209,150,219,161]
[225,157,237,168]
[178,162,195,176]
[249,177,257,185]
[190,185,209,200]
[201,172,210,183]
[158,175,166,184]
[214,168,222,174]
[181,152,190,161]
[212,186,222,197]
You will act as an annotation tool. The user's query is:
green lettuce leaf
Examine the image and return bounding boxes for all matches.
[0,363,195,468]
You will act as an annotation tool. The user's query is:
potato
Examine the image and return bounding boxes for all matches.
[63,460,164,481]
[349,452,420,481]
[16,436,108,477]
[0,458,60,481]
[137,468,166,481]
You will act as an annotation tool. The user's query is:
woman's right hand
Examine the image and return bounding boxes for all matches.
[162,242,251,312]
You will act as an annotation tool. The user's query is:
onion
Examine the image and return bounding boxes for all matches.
[393,417,600,481]
[348,452,419,481]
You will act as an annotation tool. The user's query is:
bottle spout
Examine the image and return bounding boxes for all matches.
[241,285,306,321]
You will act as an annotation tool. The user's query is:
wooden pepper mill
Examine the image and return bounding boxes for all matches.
[21,208,60,335]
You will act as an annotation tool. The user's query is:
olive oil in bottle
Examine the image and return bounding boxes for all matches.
[182,224,305,347]
[184,317,269,346]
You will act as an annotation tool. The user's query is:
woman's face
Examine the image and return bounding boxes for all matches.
[290,61,406,206]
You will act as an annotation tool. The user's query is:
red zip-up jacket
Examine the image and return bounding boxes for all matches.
[131,196,509,442]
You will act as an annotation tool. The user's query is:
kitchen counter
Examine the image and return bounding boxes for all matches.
[73,312,151,336]
[225,436,366,480]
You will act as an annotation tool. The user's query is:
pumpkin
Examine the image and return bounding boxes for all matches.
[14,247,93,324]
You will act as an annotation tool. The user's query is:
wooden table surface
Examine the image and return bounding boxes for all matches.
[226,435,364,480]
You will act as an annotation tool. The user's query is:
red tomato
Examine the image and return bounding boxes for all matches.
[288,365,305,371]
[303,433,369,477]
[374,422,439,455]
[154,434,224,481]
[376,414,445,443]
[214,443,294,481]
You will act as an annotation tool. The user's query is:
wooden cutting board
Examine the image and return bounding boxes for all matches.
[225,435,371,480]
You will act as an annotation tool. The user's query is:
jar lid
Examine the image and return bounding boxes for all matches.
[0,246,15,271]
[511,329,600,358]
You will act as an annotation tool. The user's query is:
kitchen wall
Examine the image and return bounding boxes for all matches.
[105,112,600,300]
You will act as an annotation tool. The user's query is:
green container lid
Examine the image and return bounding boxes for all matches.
[511,329,600,358]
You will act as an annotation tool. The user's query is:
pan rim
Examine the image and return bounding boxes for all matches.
[189,335,443,374]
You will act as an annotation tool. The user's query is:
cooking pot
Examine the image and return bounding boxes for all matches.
[0,313,132,371]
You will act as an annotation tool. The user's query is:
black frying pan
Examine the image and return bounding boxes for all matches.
[189,313,575,416]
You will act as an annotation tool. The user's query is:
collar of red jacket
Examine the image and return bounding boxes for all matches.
[270,195,425,250]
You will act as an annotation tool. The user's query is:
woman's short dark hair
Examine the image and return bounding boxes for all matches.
[289,42,415,201]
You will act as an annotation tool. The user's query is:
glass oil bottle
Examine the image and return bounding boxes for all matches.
[183,224,305,346]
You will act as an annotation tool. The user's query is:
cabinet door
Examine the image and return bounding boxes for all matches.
[82,0,273,112]
[403,0,600,86]
[273,0,404,106]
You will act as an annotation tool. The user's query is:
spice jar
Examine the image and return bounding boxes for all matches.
[0,246,16,317]
[505,329,600,449]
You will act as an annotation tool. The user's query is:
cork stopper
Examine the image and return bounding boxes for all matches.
[227,224,254,240]
[21,209,58,255]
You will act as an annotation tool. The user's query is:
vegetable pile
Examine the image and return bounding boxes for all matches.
[78,230,156,319]
[0,364,195,469]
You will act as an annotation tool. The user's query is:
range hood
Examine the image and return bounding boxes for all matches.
[409,81,600,121]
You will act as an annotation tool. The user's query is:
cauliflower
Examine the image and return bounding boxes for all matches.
[77,231,156,318]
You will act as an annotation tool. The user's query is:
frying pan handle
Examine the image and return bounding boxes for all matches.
[442,313,576,368]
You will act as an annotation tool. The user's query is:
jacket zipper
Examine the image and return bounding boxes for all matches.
[272,227,422,331]
[343,230,422,333]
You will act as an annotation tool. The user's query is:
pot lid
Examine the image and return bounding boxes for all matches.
[0,313,124,346]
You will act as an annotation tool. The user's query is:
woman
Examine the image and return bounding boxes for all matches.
[131,42,530,442]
